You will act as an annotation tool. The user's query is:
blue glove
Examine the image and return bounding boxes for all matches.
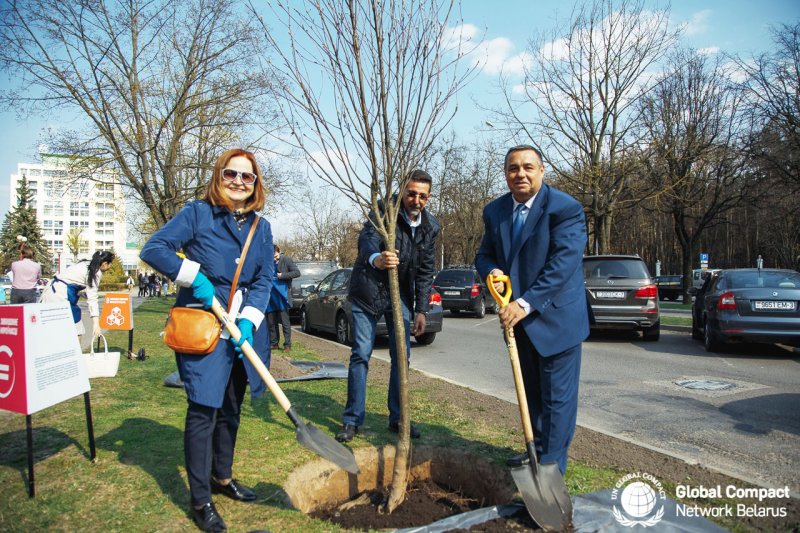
[233,318,254,357]
[190,272,214,308]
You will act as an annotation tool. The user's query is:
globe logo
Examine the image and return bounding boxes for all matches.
[620,481,657,517]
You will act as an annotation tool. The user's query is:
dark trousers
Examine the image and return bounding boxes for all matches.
[184,357,247,506]
[513,324,581,476]
[10,288,38,303]
[268,310,292,347]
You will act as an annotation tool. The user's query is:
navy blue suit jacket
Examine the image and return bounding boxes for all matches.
[475,184,590,356]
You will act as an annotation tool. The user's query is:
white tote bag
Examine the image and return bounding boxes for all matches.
[84,334,121,378]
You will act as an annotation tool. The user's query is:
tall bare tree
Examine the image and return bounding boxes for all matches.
[0,0,279,227]
[257,0,473,511]
[639,49,750,299]
[428,136,505,268]
[494,0,679,253]
[736,22,800,192]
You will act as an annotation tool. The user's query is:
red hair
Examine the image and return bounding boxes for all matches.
[204,149,265,213]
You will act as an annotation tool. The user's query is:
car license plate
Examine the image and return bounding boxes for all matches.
[754,300,796,311]
[443,291,460,296]
[595,291,625,299]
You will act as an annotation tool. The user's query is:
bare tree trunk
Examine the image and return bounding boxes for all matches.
[384,267,411,513]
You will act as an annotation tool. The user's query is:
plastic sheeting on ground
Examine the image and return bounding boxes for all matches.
[394,490,728,533]
[163,360,348,389]
[274,360,349,382]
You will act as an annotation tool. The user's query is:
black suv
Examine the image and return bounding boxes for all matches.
[583,255,660,341]
[289,261,339,317]
[433,266,497,318]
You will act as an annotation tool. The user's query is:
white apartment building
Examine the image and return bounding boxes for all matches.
[9,153,138,273]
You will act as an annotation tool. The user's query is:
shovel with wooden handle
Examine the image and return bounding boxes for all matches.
[486,274,572,531]
[210,297,360,475]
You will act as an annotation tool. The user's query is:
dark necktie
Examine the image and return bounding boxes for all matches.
[512,204,526,246]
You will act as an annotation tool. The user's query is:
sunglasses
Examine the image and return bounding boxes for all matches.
[222,168,257,185]
[405,191,430,201]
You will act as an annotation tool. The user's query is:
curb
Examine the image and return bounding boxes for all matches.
[292,328,797,496]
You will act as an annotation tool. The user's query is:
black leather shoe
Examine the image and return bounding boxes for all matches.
[388,421,421,439]
[335,424,359,442]
[506,452,531,468]
[191,502,227,532]
[211,478,256,502]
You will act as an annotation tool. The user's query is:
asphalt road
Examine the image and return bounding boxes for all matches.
[367,311,800,494]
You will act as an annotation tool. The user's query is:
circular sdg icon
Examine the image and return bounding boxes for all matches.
[620,481,657,518]
[0,345,16,399]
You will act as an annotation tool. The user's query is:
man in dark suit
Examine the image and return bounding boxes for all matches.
[475,145,589,475]
[268,245,300,351]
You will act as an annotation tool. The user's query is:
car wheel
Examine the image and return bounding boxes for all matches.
[474,298,486,318]
[704,320,723,352]
[301,307,313,333]
[642,322,660,341]
[415,332,436,345]
[336,312,352,346]
[487,299,498,314]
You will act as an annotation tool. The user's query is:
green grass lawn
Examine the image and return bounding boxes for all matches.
[0,298,757,531]
[661,302,692,311]
[661,315,692,326]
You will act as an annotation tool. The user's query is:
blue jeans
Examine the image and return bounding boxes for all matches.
[342,300,411,427]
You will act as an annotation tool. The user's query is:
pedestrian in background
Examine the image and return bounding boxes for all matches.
[475,144,589,476]
[267,245,299,352]
[40,250,115,342]
[10,246,41,304]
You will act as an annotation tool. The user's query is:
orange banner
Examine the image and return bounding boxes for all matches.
[99,292,133,331]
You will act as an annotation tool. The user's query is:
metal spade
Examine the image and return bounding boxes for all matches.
[210,298,359,475]
[487,274,572,531]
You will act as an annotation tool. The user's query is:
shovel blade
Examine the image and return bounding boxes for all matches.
[511,462,572,531]
[295,420,360,474]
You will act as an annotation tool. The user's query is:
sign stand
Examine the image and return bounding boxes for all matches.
[22,393,96,498]
[0,303,94,498]
[98,292,135,357]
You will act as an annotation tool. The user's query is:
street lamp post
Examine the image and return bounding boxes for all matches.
[16,235,27,259]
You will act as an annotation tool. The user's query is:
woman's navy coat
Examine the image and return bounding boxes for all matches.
[140,201,274,408]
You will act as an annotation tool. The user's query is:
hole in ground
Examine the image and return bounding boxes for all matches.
[283,445,519,530]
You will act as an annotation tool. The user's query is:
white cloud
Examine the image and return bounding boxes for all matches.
[684,9,712,36]
[698,46,720,56]
[445,23,530,77]
[441,23,480,51]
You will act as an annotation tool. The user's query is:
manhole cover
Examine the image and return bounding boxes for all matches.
[675,379,737,391]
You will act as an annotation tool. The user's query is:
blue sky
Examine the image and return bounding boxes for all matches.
[1,0,798,234]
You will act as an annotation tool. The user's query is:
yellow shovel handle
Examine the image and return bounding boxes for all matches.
[487,273,512,309]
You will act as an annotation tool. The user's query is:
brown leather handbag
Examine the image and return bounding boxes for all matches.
[163,217,260,355]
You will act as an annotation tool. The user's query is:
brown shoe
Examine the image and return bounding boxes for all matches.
[283,345,291,352]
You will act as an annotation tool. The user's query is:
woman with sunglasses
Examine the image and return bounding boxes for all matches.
[140,149,274,532]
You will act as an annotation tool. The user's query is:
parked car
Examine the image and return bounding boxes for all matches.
[654,275,683,301]
[300,268,443,345]
[690,268,800,351]
[692,268,721,290]
[289,260,339,317]
[35,277,50,298]
[0,276,11,302]
[433,265,497,318]
[583,255,660,341]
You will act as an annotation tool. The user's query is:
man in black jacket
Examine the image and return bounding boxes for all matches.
[336,170,440,442]
[268,245,300,351]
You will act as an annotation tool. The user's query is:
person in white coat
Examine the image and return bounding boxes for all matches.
[40,250,115,340]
